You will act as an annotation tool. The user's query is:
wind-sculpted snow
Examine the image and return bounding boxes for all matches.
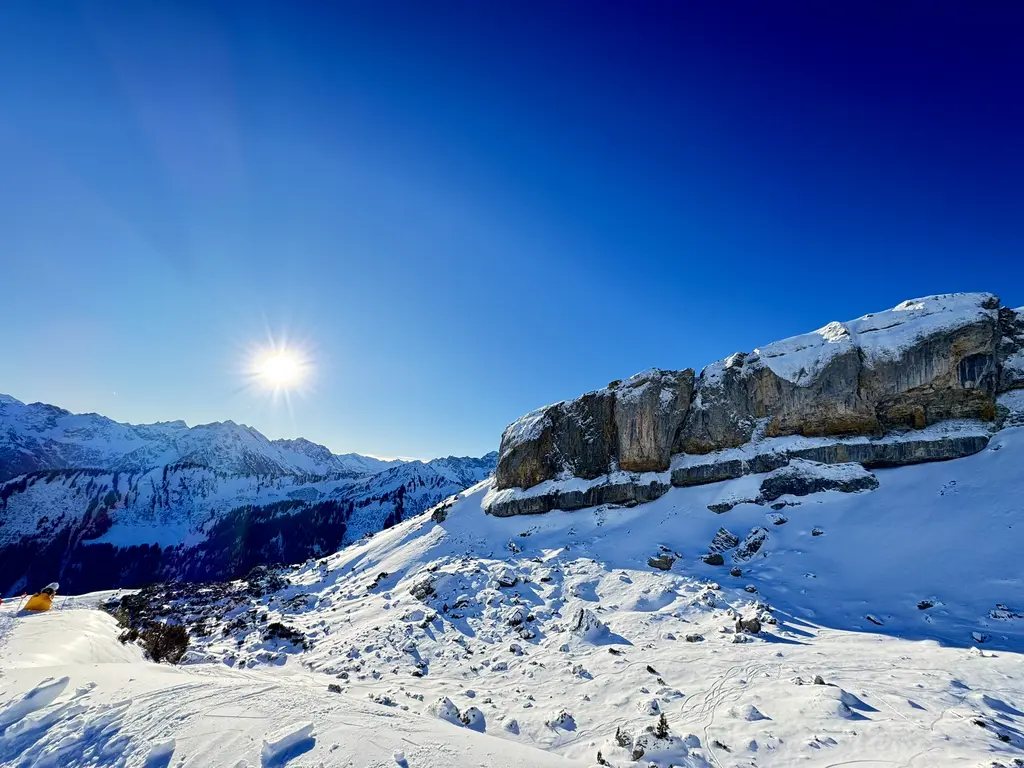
[4,426,1023,766]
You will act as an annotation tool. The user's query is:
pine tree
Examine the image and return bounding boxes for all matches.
[655,712,670,739]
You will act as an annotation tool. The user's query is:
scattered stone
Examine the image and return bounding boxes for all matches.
[546,709,576,730]
[708,502,735,514]
[327,683,342,693]
[510,642,523,656]
[502,718,520,735]
[730,567,742,577]
[813,675,826,686]
[647,553,676,571]
[495,567,519,588]
[918,600,934,610]
[733,527,769,562]
[685,634,704,643]
[461,706,486,732]
[569,608,606,640]
[646,664,659,675]
[745,585,758,593]
[504,606,527,626]
[866,615,884,626]
[710,527,740,552]
[812,527,824,537]
[701,553,725,566]
[990,604,1024,620]
[736,616,762,634]
[408,575,435,601]
[767,512,788,525]
[426,697,462,725]
[972,631,989,643]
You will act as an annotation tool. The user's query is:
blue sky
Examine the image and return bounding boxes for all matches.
[1,3,1022,459]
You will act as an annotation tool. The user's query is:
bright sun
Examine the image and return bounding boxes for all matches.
[258,351,304,389]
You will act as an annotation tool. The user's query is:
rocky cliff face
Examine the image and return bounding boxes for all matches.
[495,369,693,489]
[492,293,1022,514]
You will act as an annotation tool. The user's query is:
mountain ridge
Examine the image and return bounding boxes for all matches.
[0,394,428,483]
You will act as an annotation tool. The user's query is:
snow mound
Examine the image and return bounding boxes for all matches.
[260,722,314,766]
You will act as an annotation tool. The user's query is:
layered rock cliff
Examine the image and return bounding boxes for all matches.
[489,293,1022,516]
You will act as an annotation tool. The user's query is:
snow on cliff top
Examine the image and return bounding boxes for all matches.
[752,292,998,385]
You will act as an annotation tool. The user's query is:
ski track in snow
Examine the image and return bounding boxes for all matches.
[3,427,1024,766]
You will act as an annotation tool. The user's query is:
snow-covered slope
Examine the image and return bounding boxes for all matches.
[0,395,404,482]
[10,421,1020,766]
[0,605,579,768]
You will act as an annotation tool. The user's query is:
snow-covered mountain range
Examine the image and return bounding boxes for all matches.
[0,396,496,594]
[0,395,404,482]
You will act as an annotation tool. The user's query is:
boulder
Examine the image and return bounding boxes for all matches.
[701,553,725,566]
[709,528,740,553]
[408,575,435,601]
[736,616,762,634]
[647,553,675,571]
[758,459,879,502]
[612,369,694,472]
[733,528,769,563]
[569,607,606,640]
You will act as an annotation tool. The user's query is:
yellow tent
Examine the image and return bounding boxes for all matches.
[24,592,53,612]
[24,593,53,614]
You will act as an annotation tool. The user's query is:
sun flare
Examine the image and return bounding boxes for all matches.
[256,350,305,389]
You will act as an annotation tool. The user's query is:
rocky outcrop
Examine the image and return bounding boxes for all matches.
[758,460,879,502]
[678,294,1002,454]
[614,369,695,472]
[998,307,1024,392]
[490,294,1016,518]
[494,369,693,490]
[486,476,671,517]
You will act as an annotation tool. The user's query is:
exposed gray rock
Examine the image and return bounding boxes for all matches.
[408,575,435,601]
[733,527,769,563]
[647,553,675,571]
[613,369,694,472]
[568,608,606,640]
[490,293,1009,514]
[701,553,725,566]
[487,478,670,517]
[759,459,879,502]
[736,616,762,634]
[495,370,695,491]
[672,452,788,487]
[998,307,1024,392]
[710,528,740,553]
